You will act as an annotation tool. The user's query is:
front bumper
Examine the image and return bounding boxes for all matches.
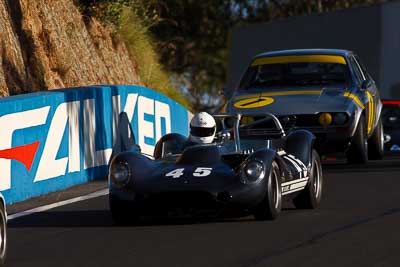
[240,113,358,154]
[109,178,268,215]
[300,126,354,154]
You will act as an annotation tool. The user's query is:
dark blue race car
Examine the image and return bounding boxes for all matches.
[108,113,323,224]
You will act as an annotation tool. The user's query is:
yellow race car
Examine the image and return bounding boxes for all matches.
[225,49,383,163]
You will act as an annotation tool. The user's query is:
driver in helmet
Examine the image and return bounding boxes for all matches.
[188,112,216,145]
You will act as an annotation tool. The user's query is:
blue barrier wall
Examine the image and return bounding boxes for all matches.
[0,85,191,204]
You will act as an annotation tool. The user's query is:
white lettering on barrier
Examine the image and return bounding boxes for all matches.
[124,94,138,125]
[34,101,81,182]
[0,107,50,190]
[112,95,120,146]
[155,101,171,143]
[83,99,112,169]
[112,94,138,145]
[0,93,173,191]
[138,96,155,155]
[68,101,81,173]
[35,103,69,181]
[112,94,171,155]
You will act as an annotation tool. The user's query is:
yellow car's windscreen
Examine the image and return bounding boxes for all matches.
[238,55,350,90]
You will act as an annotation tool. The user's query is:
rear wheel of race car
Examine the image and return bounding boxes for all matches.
[346,115,368,164]
[109,195,140,225]
[253,161,282,220]
[293,150,323,209]
[368,118,384,160]
[0,203,6,266]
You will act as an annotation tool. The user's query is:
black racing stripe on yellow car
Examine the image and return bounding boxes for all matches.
[233,97,275,109]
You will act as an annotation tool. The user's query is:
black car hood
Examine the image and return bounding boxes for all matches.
[136,145,240,193]
[227,86,358,115]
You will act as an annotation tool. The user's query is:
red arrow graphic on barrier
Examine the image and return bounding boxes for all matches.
[0,141,40,172]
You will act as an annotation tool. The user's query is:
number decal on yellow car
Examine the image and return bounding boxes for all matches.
[234,97,274,109]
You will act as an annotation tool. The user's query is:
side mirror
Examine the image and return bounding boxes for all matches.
[361,80,372,90]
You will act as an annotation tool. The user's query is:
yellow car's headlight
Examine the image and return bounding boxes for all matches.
[319,112,332,126]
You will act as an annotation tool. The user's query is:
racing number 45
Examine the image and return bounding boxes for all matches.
[166,167,212,178]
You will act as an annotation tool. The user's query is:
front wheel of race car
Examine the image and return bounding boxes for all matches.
[346,115,368,164]
[368,118,384,160]
[109,195,140,225]
[253,161,282,220]
[293,150,323,209]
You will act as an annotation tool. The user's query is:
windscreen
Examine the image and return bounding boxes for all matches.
[239,61,351,90]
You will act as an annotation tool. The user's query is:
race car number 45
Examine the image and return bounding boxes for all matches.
[166,167,213,178]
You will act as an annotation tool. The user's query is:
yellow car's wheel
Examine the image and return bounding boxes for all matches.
[346,115,368,164]
[368,118,384,160]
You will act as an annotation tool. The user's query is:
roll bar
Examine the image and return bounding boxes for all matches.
[212,112,286,153]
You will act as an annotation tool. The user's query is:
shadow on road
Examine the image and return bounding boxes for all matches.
[8,209,299,228]
[7,210,254,228]
[323,158,400,173]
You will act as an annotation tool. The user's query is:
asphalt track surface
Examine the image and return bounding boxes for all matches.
[7,159,400,267]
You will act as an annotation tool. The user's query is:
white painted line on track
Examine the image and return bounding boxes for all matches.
[8,188,109,221]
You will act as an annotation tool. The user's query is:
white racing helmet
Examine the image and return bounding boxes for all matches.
[189,112,216,144]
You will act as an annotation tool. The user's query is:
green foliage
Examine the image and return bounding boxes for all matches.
[118,8,190,107]
[77,0,128,25]
[76,0,191,109]
[146,1,233,111]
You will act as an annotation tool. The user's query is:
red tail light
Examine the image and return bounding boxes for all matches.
[382,100,400,106]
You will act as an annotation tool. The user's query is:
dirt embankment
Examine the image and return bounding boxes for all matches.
[0,0,140,97]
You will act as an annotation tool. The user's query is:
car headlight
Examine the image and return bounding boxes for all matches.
[110,161,131,186]
[318,112,332,126]
[242,160,265,183]
[333,113,348,125]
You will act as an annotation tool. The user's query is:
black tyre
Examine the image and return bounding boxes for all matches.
[0,204,6,266]
[109,195,139,225]
[368,118,384,160]
[293,150,323,209]
[253,161,282,220]
[346,115,368,164]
